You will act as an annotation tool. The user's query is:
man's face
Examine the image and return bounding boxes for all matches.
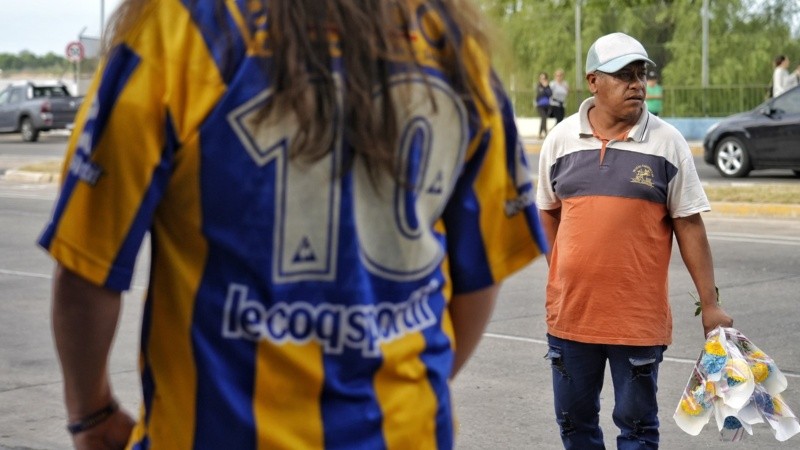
[587,62,648,120]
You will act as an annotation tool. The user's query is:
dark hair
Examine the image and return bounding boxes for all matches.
[775,55,787,67]
[105,0,492,182]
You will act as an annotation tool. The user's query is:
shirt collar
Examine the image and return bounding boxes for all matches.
[578,96,651,143]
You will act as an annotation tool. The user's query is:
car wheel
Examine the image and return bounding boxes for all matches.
[20,118,39,142]
[714,137,751,178]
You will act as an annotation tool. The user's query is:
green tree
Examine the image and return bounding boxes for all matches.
[0,51,70,74]
[478,0,800,116]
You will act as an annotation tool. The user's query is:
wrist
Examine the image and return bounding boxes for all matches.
[67,400,118,435]
[692,286,721,316]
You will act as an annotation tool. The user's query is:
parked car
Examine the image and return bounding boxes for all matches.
[703,84,800,178]
[0,80,83,142]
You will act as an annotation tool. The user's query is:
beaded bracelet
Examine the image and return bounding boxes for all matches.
[66,401,118,435]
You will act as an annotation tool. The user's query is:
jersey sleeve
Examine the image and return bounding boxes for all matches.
[38,1,225,291]
[37,47,169,291]
[442,38,546,294]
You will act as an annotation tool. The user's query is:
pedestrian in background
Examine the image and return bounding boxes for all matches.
[772,54,800,97]
[39,0,547,449]
[536,32,733,449]
[535,72,552,138]
[549,68,569,124]
[645,70,663,116]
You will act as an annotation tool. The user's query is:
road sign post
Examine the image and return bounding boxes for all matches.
[65,41,85,63]
[65,41,85,94]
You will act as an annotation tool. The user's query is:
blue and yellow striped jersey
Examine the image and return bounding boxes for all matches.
[39,1,546,448]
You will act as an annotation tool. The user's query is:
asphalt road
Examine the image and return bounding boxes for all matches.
[1,132,799,449]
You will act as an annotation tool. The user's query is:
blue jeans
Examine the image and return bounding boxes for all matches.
[545,334,666,450]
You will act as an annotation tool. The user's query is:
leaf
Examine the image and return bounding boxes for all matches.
[689,287,721,317]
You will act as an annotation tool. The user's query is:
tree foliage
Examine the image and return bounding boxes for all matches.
[0,51,71,74]
[478,0,800,114]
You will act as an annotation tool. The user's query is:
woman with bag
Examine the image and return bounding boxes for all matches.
[535,72,552,138]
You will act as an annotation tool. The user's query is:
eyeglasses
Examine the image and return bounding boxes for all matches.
[596,68,647,84]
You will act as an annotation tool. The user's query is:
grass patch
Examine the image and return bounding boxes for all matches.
[703,184,800,204]
[14,157,799,206]
[17,161,62,173]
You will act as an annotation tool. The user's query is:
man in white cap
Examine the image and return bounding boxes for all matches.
[536,32,733,449]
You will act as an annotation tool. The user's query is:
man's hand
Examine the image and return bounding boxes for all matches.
[71,408,135,450]
[701,304,733,338]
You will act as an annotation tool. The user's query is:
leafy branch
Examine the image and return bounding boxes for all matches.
[689,286,721,316]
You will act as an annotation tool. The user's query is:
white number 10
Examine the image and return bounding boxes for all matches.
[228,74,468,283]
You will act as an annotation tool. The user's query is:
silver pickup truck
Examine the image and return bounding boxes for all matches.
[0,80,83,142]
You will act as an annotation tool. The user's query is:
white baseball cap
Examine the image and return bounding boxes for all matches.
[585,32,655,74]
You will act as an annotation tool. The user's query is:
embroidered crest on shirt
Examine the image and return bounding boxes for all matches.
[631,165,655,188]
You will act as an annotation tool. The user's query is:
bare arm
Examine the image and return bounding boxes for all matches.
[51,264,134,449]
[539,208,561,265]
[672,214,733,337]
[449,284,501,379]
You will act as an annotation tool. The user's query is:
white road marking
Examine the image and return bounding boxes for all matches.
[483,332,800,379]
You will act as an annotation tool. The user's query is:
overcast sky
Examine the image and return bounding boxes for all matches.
[0,0,123,55]
[1,0,794,57]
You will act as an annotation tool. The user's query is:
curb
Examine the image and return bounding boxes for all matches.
[3,166,798,220]
[708,202,800,219]
[3,169,60,184]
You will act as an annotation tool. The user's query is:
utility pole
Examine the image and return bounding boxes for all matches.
[100,0,105,36]
[76,27,87,92]
[701,0,709,88]
[575,0,582,91]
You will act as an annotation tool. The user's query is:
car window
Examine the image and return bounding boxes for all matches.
[8,88,23,104]
[33,86,68,98]
[0,90,8,104]
[772,88,800,114]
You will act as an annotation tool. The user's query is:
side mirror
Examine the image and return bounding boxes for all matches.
[759,105,774,117]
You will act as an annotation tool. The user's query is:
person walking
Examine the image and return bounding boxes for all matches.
[772,54,800,97]
[535,72,553,138]
[645,70,663,116]
[549,68,569,124]
[39,1,547,449]
[536,32,733,449]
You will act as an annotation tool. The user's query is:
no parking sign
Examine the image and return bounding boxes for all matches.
[65,41,85,63]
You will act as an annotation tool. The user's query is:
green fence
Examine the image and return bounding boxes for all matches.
[509,85,771,118]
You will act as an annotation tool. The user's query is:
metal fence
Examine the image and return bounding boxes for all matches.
[509,85,771,118]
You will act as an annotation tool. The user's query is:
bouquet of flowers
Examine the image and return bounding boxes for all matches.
[674,327,800,442]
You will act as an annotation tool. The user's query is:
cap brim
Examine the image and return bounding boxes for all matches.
[596,54,655,73]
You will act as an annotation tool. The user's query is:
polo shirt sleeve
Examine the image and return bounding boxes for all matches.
[536,138,561,211]
[668,142,711,218]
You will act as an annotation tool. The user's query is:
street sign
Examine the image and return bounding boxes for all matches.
[65,41,85,63]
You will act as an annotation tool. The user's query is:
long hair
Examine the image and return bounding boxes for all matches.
[104,1,491,181]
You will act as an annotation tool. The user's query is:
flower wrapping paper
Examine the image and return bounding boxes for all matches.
[674,327,800,442]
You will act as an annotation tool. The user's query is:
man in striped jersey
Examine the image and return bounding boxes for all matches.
[39,1,547,449]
